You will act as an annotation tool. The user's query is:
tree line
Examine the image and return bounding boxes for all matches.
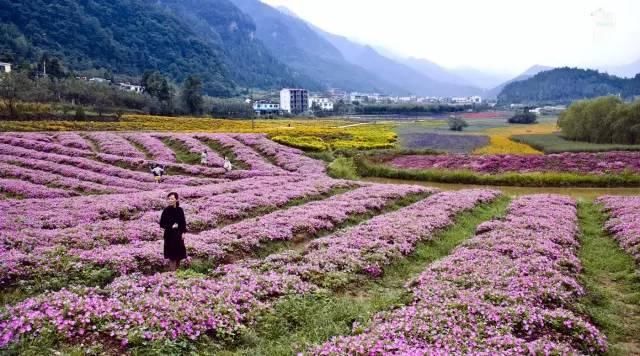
[558,96,640,145]
[0,57,257,119]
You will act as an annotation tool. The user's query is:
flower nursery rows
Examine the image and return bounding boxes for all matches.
[0,188,499,349]
[389,151,640,175]
[313,195,607,354]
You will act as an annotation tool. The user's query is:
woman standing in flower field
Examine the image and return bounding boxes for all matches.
[160,192,187,271]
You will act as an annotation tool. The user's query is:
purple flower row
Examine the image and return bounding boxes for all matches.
[389,151,640,175]
[312,195,607,355]
[0,162,136,195]
[84,132,147,159]
[0,178,74,199]
[234,134,326,175]
[597,195,640,265]
[0,135,93,158]
[121,133,176,162]
[245,189,500,284]
[53,132,93,150]
[0,175,308,232]
[5,132,54,143]
[0,266,314,348]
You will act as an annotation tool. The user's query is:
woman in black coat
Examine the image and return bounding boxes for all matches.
[159,192,187,271]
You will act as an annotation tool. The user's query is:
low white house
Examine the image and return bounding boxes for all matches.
[0,62,12,73]
[253,100,280,116]
[308,97,334,111]
[118,83,144,94]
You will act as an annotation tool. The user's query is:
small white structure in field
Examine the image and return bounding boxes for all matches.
[0,62,12,73]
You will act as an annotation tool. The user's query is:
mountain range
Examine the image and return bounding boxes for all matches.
[0,0,636,99]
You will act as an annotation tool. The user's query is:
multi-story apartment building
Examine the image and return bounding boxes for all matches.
[280,88,309,114]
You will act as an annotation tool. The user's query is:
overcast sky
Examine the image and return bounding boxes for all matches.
[262,0,640,75]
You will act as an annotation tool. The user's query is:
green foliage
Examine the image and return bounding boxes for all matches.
[74,106,86,120]
[142,71,171,102]
[0,0,311,95]
[448,116,468,131]
[511,133,640,153]
[182,75,204,115]
[558,96,640,144]
[508,112,537,124]
[498,68,640,104]
[354,103,471,115]
[327,157,359,180]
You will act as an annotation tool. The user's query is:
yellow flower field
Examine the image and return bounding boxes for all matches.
[0,115,397,151]
[473,122,558,155]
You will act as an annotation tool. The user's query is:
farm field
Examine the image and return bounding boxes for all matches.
[0,130,639,354]
[513,133,640,153]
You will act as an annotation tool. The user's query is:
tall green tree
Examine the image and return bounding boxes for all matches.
[142,71,172,102]
[182,75,203,115]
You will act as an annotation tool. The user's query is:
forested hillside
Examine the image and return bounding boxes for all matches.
[498,67,640,104]
[0,0,312,95]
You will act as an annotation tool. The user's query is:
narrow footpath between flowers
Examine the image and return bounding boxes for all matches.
[577,201,640,356]
[213,197,511,356]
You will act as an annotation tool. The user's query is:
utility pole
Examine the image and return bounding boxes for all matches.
[43,60,46,77]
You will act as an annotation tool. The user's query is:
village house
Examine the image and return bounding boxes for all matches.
[253,100,281,116]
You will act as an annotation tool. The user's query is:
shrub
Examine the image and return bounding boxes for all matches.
[508,112,537,124]
[74,107,86,120]
[328,157,359,180]
[448,117,468,131]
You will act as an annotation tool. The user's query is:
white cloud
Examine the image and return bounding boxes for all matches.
[262,0,640,74]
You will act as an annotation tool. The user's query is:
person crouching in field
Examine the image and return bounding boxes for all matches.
[200,150,208,165]
[150,163,165,183]
[160,192,187,271]
[223,156,233,172]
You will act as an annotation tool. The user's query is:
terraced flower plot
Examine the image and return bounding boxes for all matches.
[0,131,637,354]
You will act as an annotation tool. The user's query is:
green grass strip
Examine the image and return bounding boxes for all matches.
[577,201,640,356]
[208,196,511,356]
[159,137,201,165]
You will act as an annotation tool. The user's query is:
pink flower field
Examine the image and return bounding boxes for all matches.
[0,131,635,353]
[388,151,640,175]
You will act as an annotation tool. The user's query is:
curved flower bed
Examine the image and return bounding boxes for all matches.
[389,151,640,175]
[84,132,147,159]
[312,195,607,355]
[0,178,74,199]
[597,195,640,265]
[234,134,326,175]
[245,189,500,285]
[121,133,177,162]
